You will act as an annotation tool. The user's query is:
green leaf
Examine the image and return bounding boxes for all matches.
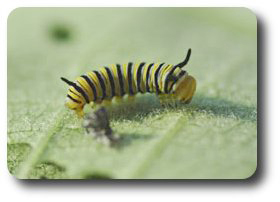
[8,8,257,179]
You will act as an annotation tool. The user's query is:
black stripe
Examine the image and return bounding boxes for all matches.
[70,80,89,103]
[127,62,134,95]
[93,71,107,99]
[176,70,187,81]
[164,66,179,93]
[67,94,81,104]
[169,70,186,92]
[116,64,125,96]
[69,89,80,98]
[154,63,165,94]
[105,67,116,97]
[81,75,97,101]
[136,62,145,93]
[145,63,154,93]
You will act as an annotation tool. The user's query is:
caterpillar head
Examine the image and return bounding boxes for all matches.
[61,77,85,117]
[173,74,196,103]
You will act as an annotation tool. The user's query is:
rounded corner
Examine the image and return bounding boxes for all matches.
[241,7,258,24]
[243,162,258,180]
[7,164,19,179]
[7,7,24,23]
[7,167,25,180]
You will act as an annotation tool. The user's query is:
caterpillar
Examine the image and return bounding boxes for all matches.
[61,49,196,117]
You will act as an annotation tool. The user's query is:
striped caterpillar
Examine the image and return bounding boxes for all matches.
[61,49,196,117]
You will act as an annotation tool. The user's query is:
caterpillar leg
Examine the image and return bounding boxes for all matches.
[89,101,95,108]
[75,108,84,118]
[158,94,176,106]
[113,96,124,104]
[127,95,136,103]
[101,99,112,107]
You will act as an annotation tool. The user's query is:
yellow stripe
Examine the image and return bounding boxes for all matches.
[100,67,112,98]
[138,63,147,93]
[122,63,129,94]
[150,63,159,92]
[161,65,173,93]
[159,64,171,91]
[132,63,139,93]
[76,77,93,101]
[111,64,121,97]
[68,86,84,102]
[173,67,181,77]
[87,71,102,100]
[142,63,150,92]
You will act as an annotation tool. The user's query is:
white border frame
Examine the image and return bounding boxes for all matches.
[1,1,278,201]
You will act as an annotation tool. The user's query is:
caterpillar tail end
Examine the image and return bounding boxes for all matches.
[174,75,196,104]
[64,99,85,118]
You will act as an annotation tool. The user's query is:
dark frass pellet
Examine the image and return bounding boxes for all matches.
[83,107,119,146]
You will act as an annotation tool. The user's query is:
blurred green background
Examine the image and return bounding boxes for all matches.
[7,8,257,179]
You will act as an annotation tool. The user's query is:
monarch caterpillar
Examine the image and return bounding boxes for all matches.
[61,49,196,117]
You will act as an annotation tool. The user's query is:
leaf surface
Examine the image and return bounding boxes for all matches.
[8,8,257,179]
